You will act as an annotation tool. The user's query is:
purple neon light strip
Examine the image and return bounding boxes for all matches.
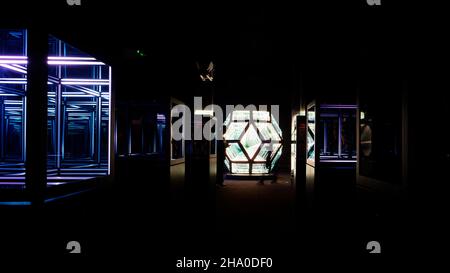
[0,56,27,59]
[61,78,109,86]
[0,60,27,64]
[0,60,104,65]
[1,79,109,86]
[48,56,96,60]
[1,56,96,60]
[61,81,109,85]
[0,56,105,65]
[48,60,105,65]
[320,104,358,109]
[0,78,26,81]
[0,79,53,85]
[0,80,26,84]
[108,66,112,175]
[61,78,109,82]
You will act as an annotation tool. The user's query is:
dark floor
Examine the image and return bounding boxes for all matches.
[216,172,296,243]
[0,168,434,269]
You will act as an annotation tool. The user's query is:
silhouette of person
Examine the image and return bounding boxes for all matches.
[259,142,278,184]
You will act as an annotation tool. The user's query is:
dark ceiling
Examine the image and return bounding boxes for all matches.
[1,0,443,105]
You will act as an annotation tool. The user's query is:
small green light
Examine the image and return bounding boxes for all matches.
[136,49,146,57]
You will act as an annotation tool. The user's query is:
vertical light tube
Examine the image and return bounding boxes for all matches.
[56,40,62,172]
[97,95,102,164]
[323,120,327,155]
[0,99,4,160]
[108,66,112,175]
[91,110,96,159]
[23,96,27,162]
[338,111,342,158]
[23,30,28,164]
[61,103,66,162]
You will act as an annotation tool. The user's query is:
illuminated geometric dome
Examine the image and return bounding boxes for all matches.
[224,110,283,175]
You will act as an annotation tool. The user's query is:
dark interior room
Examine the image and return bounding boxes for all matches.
[0,0,448,269]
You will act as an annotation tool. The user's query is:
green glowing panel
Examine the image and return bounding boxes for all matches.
[232,110,250,121]
[253,111,270,122]
[232,163,249,174]
[255,123,281,141]
[226,143,247,161]
[224,110,283,175]
[252,163,269,174]
[271,114,282,136]
[271,146,282,170]
[224,157,230,171]
[239,125,261,159]
[307,106,315,165]
[255,143,281,162]
[223,122,247,140]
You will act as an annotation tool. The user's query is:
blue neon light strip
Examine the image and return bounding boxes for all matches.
[0,189,93,206]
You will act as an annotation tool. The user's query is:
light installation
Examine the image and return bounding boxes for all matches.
[0,29,112,183]
[318,104,357,162]
[224,110,282,175]
[306,105,315,166]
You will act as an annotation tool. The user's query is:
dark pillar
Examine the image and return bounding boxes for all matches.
[296,115,307,208]
[216,140,224,186]
[25,27,48,206]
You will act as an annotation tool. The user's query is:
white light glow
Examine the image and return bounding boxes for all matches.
[224,110,283,175]
[61,81,110,85]
[194,110,214,116]
[48,61,105,65]
[0,56,105,66]
[108,66,112,175]
[0,64,27,74]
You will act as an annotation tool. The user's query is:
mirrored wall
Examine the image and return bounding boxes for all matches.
[0,29,27,178]
[318,105,356,162]
[0,29,112,184]
[47,35,111,176]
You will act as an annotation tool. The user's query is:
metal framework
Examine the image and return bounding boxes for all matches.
[0,29,112,184]
[224,110,283,175]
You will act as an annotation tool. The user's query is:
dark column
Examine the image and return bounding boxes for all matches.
[216,140,224,186]
[296,115,307,208]
[25,28,48,206]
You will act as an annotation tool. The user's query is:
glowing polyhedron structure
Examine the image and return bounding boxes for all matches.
[224,110,282,175]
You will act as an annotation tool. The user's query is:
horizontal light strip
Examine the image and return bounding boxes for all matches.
[0,60,104,65]
[0,80,52,85]
[0,60,27,64]
[320,104,358,109]
[0,56,27,59]
[1,78,109,85]
[61,78,109,82]
[48,60,105,65]
[63,94,95,97]
[194,110,214,116]
[0,64,27,74]
[0,56,105,65]
[0,77,26,81]
[48,56,96,61]
[0,80,26,84]
[61,81,109,85]
[1,56,96,60]
[4,101,23,105]
[65,85,100,96]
